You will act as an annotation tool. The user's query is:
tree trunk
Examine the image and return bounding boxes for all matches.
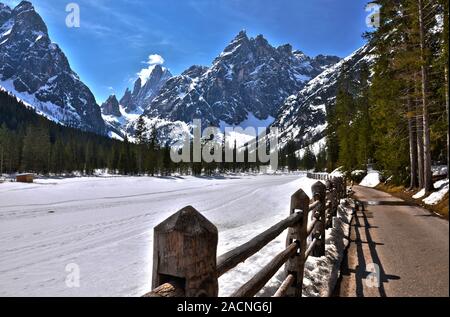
[408,98,418,189]
[445,65,449,177]
[416,80,425,189]
[0,146,3,176]
[418,0,433,192]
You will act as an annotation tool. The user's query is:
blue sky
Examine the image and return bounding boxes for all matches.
[4,0,371,103]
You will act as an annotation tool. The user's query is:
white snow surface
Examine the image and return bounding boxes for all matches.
[330,167,345,178]
[422,179,449,205]
[359,171,381,188]
[413,189,427,199]
[0,174,351,297]
[432,165,448,177]
[0,79,80,125]
[296,137,327,158]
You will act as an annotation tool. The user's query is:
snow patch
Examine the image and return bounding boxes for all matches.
[330,167,345,179]
[413,189,426,199]
[422,179,449,205]
[360,171,381,188]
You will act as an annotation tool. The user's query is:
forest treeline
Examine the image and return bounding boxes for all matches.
[323,0,448,189]
[0,91,267,176]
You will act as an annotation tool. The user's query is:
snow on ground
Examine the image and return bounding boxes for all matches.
[360,171,381,188]
[413,189,427,199]
[432,165,448,177]
[422,179,449,205]
[411,179,449,205]
[330,167,345,178]
[302,203,353,297]
[0,174,350,297]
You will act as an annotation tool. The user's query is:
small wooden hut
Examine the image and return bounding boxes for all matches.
[16,173,34,183]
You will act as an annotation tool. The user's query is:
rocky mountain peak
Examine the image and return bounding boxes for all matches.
[11,1,47,33]
[101,95,121,117]
[0,1,106,134]
[277,44,293,55]
[132,78,142,94]
[0,3,11,23]
[181,65,208,78]
[12,1,33,13]
[119,64,172,113]
[254,34,270,46]
[143,32,342,128]
[235,29,248,41]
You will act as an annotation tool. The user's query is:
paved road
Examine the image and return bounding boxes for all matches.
[338,185,449,297]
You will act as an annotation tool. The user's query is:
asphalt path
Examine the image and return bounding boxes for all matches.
[338,185,449,297]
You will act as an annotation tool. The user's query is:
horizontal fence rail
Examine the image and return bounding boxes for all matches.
[144,174,347,298]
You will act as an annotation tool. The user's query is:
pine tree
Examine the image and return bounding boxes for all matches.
[285,139,298,171]
[135,116,148,174]
[301,146,317,171]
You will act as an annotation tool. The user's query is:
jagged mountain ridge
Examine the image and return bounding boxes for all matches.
[273,45,374,150]
[1,1,369,150]
[101,64,173,139]
[0,1,106,134]
[101,95,121,117]
[142,31,341,128]
[119,64,172,113]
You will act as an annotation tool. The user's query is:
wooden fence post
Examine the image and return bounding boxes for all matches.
[341,177,347,198]
[311,181,327,257]
[331,177,340,216]
[285,189,310,297]
[152,206,219,297]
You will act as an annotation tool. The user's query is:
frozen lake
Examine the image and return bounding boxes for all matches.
[0,174,323,297]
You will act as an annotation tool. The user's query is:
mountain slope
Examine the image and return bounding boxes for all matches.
[143,31,340,127]
[273,45,374,149]
[0,1,106,134]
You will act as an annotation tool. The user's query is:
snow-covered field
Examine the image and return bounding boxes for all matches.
[0,174,350,297]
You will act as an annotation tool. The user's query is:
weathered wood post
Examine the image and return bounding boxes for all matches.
[325,180,334,229]
[151,206,219,297]
[311,181,327,257]
[341,177,347,198]
[332,177,339,201]
[285,189,310,297]
[331,177,339,217]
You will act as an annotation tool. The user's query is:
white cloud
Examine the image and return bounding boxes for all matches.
[137,54,165,86]
[147,54,165,65]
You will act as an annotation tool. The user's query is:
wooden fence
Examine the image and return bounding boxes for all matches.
[144,174,347,298]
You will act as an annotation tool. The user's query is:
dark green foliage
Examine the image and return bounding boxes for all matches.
[299,146,316,171]
[324,0,447,185]
[0,90,272,176]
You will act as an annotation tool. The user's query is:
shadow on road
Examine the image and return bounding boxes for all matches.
[338,202,400,297]
[362,201,416,207]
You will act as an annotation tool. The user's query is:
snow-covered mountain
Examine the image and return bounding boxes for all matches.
[0,1,106,134]
[1,0,370,151]
[120,64,172,113]
[101,64,173,140]
[142,31,340,128]
[273,45,374,151]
